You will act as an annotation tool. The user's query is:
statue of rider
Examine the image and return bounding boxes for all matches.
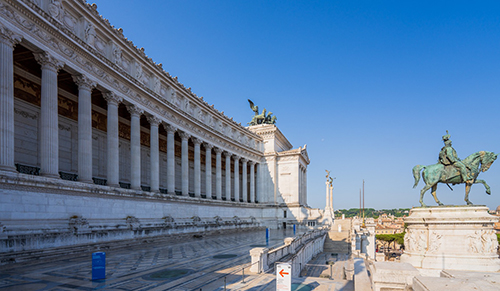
[438,131,471,181]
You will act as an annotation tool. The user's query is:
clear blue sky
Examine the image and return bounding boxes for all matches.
[92,0,500,211]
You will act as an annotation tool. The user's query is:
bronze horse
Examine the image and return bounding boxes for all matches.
[412,151,497,206]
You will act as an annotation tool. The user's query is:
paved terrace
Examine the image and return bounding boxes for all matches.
[0,228,353,291]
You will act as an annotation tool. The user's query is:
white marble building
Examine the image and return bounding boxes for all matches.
[0,0,322,252]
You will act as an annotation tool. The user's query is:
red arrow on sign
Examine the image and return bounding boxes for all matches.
[279,269,289,277]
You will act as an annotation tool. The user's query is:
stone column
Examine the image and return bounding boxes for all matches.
[225,152,231,200]
[179,131,190,196]
[204,143,213,198]
[0,26,21,172]
[103,92,121,187]
[256,163,261,203]
[215,148,223,200]
[242,158,248,202]
[127,105,143,190]
[164,124,176,194]
[326,181,330,209]
[250,161,255,203]
[33,52,65,178]
[72,75,96,183]
[193,138,202,198]
[148,115,161,192]
[233,155,239,202]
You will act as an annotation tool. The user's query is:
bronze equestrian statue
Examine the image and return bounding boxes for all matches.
[413,131,497,207]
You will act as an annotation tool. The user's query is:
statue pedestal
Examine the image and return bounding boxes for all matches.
[323,206,334,225]
[401,206,500,274]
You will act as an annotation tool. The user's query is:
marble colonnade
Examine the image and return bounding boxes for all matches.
[0,26,260,204]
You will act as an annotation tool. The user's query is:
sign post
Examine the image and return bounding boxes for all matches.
[92,252,106,280]
[276,262,291,291]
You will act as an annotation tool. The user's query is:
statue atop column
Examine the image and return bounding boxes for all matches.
[247,99,277,126]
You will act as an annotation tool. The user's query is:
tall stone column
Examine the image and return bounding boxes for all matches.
[179,132,190,196]
[215,148,223,200]
[164,124,176,194]
[250,161,255,203]
[325,181,330,209]
[33,51,65,178]
[103,92,121,187]
[242,158,248,202]
[127,105,143,190]
[193,138,201,197]
[72,75,96,183]
[204,143,213,198]
[225,152,231,200]
[256,163,261,203]
[148,115,161,192]
[0,26,21,172]
[233,155,239,202]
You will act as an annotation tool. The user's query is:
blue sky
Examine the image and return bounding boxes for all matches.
[92,1,500,211]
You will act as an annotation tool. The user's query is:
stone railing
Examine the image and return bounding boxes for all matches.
[249,228,327,274]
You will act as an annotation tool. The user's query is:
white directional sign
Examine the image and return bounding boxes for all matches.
[276,262,291,291]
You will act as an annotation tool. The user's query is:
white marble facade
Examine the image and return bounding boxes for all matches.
[0,0,319,252]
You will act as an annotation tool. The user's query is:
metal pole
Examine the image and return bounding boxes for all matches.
[224,277,226,290]
[299,263,301,277]
[242,267,245,283]
[330,263,333,280]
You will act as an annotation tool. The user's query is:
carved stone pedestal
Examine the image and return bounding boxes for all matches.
[401,206,500,274]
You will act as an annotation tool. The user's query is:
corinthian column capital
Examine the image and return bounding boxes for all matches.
[179,131,191,141]
[192,137,202,145]
[72,74,96,91]
[0,25,22,47]
[103,91,122,106]
[33,51,65,72]
[163,123,177,134]
[147,115,161,126]
[126,104,143,117]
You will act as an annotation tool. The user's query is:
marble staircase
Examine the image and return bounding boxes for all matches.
[323,219,351,255]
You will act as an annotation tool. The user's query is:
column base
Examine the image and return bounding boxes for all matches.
[78,179,94,184]
[40,173,60,179]
[0,165,18,173]
[107,183,120,188]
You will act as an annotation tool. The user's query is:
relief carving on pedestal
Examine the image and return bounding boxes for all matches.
[406,229,427,253]
[428,231,442,253]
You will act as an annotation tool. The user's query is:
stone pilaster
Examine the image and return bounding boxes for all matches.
[215,148,223,200]
[303,169,306,207]
[164,124,176,194]
[204,143,213,198]
[127,104,143,190]
[33,51,65,178]
[225,152,231,200]
[233,155,240,202]
[242,158,248,202]
[103,92,122,187]
[250,161,255,203]
[179,132,190,196]
[148,115,161,192]
[72,75,96,183]
[193,138,202,198]
[0,26,21,172]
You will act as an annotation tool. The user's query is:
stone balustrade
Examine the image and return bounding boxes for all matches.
[249,228,327,274]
